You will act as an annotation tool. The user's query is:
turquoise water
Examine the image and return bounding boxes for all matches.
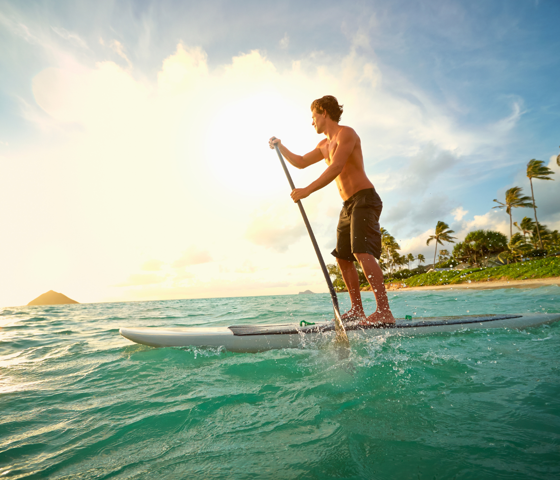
[1,287,560,479]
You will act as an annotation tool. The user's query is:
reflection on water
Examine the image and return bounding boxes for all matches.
[1,288,559,479]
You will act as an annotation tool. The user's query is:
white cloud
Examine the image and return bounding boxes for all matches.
[454,210,510,239]
[52,27,88,49]
[245,207,306,252]
[383,194,454,238]
[116,273,166,287]
[99,38,132,69]
[172,247,213,268]
[492,98,524,135]
[141,259,164,271]
[279,33,289,49]
[452,206,468,221]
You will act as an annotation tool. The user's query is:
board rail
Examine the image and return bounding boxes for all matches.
[228,314,523,336]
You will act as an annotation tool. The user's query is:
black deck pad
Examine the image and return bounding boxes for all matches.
[228,314,522,336]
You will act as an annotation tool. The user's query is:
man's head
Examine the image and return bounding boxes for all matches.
[311,95,343,123]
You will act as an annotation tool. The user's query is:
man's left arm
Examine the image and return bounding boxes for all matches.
[290,128,356,202]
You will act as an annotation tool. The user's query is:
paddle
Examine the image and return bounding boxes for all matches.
[273,143,350,351]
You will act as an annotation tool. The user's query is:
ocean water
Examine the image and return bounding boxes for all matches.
[1,287,560,479]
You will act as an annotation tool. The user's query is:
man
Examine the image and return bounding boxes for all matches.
[269,95,395,325]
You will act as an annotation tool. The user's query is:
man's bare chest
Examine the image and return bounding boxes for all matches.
[322,142,338,165]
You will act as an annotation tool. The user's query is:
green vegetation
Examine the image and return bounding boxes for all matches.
[385,257,560,288]
[453,230,508,267]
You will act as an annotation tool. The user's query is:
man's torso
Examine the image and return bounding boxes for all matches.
[319,126,374,201]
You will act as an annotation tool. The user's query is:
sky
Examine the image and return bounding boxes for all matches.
[0,0,559,307]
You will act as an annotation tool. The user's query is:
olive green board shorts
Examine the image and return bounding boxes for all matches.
[331,187,383,262]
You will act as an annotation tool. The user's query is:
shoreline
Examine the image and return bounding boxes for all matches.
[382,276,560,292]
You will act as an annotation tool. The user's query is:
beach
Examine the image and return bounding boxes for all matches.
[384,276,560,292]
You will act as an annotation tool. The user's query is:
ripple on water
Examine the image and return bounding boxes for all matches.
[0,290,559,479]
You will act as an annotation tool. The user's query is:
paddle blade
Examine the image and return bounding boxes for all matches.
[332,306,350,349]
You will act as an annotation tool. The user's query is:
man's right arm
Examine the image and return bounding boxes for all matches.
[269,137,324,169]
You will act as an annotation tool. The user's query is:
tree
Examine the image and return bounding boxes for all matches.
[452,230,508,266]
[380,228,401,274]
[498,233,532,264]
[416,253,426,266]
[513,216,535,242]
[426,221,456,267]
[530,223,560,251]
[406,253,415,269]
[394,253,407,271]
[557,146,560,168]
[492,187,533,240]
[526,159,555,249]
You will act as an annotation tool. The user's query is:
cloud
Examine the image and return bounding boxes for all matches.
[454,210,510,239]
[383,194,454,238]
[492,98,524,135]
[245,202,307,252]
[452,206,468,221]
[0,11,41,45]
[141,259,164,271]
[116,273,166,287]
[235,260,258,273]
[279,33,289,49]
[172,247,213,268]
[100,38,132,68]
[52,27,88,49]
[246,218,306,253]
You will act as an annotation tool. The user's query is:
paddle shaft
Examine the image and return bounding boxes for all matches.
[273,145,349,345]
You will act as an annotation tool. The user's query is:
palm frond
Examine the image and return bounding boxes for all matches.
[527,159,555,181]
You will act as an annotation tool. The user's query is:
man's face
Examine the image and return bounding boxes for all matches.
[311,108,326,134]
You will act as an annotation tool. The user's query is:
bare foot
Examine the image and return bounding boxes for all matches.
[340,307,367,323]
[361,311,396,326]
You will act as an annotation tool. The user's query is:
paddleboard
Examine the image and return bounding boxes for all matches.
[119,313,559,353]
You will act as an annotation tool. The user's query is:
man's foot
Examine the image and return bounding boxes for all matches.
[340,308,367,323]
[360,311,396,326]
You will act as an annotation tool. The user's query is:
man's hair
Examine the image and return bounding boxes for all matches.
[310,95,343,123]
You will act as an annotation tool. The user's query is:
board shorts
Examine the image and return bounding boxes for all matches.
[331,187,383,262]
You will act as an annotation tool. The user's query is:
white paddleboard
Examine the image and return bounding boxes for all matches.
[119,313,559,353]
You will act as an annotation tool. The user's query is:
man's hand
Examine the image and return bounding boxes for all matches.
[291,187,310,203]
[269,136,281,149]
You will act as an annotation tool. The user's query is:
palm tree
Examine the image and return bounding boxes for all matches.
[498,233,532,264]
[526,159,555,249]
[557,146,560,167]
[416,253,425,267]
[513,216,535,242]
[406,253,415,269]
[438,249,450,264]
[493,187,533,240]
[380,228,401,274]
[426,221,456,268]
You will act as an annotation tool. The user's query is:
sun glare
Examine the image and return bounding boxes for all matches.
[205,91,312,197]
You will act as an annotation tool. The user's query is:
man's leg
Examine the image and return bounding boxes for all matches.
[336,257,367,322]
[354,253,395,324]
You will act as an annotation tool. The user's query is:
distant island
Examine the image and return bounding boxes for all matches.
[28,290,79,306]
[298,290,315,295]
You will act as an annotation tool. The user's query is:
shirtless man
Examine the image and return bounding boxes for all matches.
[269,95,395,325]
